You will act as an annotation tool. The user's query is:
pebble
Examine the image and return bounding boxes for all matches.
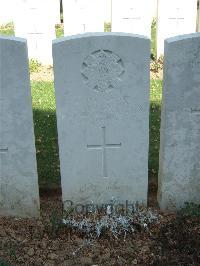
[99,252,110,262]
[27,248,34,257]
[63,259,75,266]
[48,252,58,260]
[80,256,93,265]
[132,259,138,264]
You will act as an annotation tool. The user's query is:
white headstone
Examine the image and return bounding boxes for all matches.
[104,0,112,23]
[158,33,200,210]
[111,0,152,38]
[0,36,40,217]
[197,0,200,32]
[157,0,197,57]
[50,0,60,25]
[63,0,105,36]
[151,0,158,20]
[14,0,56,64]
[0,0,14,25]
[53,33,150,207]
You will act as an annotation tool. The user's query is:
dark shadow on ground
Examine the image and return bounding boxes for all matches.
[33,108,61,189]
[148,100,161,207]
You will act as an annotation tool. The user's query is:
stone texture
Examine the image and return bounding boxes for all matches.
[158,33,200,210]
[63,0,105,36]
[157,0,197,57]
[0,36,40,217]
[14,0,56,64]
[53,33,150,206]
[111,0,152,38]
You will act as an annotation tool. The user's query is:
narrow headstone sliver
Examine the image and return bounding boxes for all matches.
[0,36,40,217]
[158,33,200,210]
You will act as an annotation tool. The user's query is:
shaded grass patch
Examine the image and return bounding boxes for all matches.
[31,81,60,188]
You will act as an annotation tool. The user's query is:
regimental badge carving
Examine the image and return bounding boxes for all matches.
[81,49,125,92]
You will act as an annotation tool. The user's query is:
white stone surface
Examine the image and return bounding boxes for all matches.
[14,0,56,64]
[104,0,112,22]
[0,36,40,217]
[46,0,60,25]
[63,0,105,36]
[53,33,150,206]
[157,0,197,57]
[158,33,200,210]
[111,0,152,37]
[150,0,158,19]
[0,0,14,25]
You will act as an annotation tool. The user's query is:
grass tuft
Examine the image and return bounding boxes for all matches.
[0,22,15,36]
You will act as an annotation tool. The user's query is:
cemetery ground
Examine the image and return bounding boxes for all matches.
[0,53,199,266]
[0,25,200,265]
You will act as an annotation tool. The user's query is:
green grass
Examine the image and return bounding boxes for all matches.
[151,18,157,60]
[31,79,162,187]
[0,22,15,36]
[29,59,42,73]
[149,79,162,179]
[105,22,111,32]
[55,24,64,38]
[31,81,60,188]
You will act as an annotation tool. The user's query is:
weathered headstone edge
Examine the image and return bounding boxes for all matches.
[53,32,150,46]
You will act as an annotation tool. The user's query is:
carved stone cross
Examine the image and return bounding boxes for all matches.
[169,8,184,26]
[87,127,121,178]
[123,7,141,21]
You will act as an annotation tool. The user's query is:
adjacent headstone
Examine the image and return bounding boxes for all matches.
[150,0,158,20]
[157,0,197,57]
[50,0,60,25]
[0,0,14,25]
[63,0,105,36]
[14,0,56,64]
[0,36,40,217]
[111,0,152,37]
[53,33,150,206]
[158,33,200,210]
[104,0,112,23]
[197,0,200,32]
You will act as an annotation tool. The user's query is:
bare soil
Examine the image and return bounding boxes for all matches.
[0,188,199,266]
[30,66,54,82]
[150,69,163,80]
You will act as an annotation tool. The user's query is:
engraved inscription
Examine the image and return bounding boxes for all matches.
[0,148,8,153]
[123,7,141,21]
[81,50,124,92]
[87,127,121,178]
[168,8,184,26]
[190,107,200,176]
[191,108,200,135]
[0,96,8,154]
[191,108,200,114]
[190,46,200,69]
